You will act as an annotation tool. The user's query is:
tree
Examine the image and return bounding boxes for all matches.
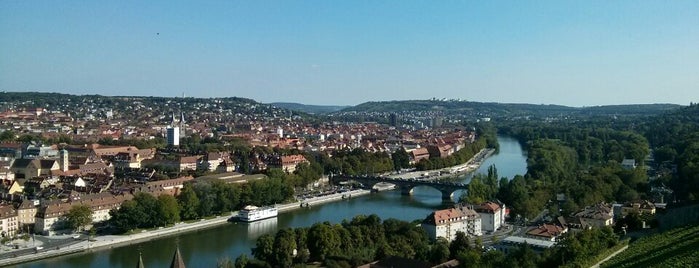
[392,148,411,171]
[234,254,249,268]
[449,231,470,258]
[156,195,180,225]
[109,200,144,233]
[178,184,200,220]
[429,238,451,264]
[308,222,340,261]
[252,234,274,261]
[272,228,297,267]
[65,204,92,232]
[133,192,158,228]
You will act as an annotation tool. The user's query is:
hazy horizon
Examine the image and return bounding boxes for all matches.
[2,1,698,106]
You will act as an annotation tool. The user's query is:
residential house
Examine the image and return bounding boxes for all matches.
[112,149,154,169]
[35,192,133,235]
[422,205,482,242]
[621,159,637,170]
[0,168,15,181]
[0,179,23,200]
[10,159,59,178]
[474,201,507,233]
[138,176,194,196]
[179,156,202,171]
[427,144,453,159]
[410,148,430,164]
[199,152,231,172]
[269,154,308,173]
[16,199,38,232]
[573,203,614,228]
[0,205,19,238]
[525,223,568,242]
[618,200,656,218]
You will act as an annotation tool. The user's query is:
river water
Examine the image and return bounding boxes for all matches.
[16,136,527,268]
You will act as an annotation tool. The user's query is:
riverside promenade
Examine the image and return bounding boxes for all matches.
[0,189,370,267]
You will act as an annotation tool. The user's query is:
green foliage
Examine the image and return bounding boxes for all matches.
[543,227,619,267]
[391,148,411,171]
[177,184,200,220]
[244,215,432,267]
[602,224,699,268]
[156,195,180,225]
[496,122,652,219]
[461,165,500,204]
[316,148,395,175]
[640,105,699,201]
[65,204,93,232]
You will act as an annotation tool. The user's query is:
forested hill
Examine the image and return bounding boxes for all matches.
[338,99,681,118]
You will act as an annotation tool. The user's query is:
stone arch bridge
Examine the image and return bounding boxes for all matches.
[330,175,468,201]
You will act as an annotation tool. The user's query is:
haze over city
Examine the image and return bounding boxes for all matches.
[1,1,698,106]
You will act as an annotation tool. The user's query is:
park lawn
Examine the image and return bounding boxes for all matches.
[601,223,699,268]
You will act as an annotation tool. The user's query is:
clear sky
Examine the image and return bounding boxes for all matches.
[1,1,697,106]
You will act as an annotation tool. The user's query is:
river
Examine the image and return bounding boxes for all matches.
[15,136,527,268]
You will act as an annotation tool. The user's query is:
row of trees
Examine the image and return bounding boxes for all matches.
[108,176,294,233]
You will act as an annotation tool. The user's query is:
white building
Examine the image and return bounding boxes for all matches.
[167,126,180,146]
[474,201,507,233]
[421,206,482,241]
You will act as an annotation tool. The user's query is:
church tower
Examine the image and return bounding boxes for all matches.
[59,149,69,171]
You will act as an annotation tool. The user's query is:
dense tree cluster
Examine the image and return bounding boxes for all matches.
[239,215,431,267]
[225,215,620,268]
[496,123,651,219]
[108,176,294,233]
[313,149,395,175]
[640,104,699,201]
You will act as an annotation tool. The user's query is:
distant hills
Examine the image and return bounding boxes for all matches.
[269,102,349,114]
[337,99,682,117]
[0,92,683,119]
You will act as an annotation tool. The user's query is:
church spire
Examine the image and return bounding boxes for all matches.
[170,245,186,268]
[136,250,145,268]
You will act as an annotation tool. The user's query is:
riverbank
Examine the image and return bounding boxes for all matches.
[385,148,495,181]
[0,189,370,267]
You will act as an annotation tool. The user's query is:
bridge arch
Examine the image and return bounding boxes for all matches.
[330,175,468,202]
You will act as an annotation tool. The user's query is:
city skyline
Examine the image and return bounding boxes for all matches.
[1,1,698,106]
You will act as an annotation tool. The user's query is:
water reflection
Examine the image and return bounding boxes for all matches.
[244,218,278,240]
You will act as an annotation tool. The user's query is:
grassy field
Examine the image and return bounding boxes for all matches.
[601,223,699,268]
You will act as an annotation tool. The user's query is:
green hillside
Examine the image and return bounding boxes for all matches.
[602,223,699,268]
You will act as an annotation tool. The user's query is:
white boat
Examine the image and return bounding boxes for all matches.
[236,205,278,222]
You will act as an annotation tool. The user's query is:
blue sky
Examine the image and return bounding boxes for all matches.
[1,1,697,106]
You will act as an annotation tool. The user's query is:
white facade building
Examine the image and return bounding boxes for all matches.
[475,201,507,233]
[422,206,482,241]
[167,126,180,146]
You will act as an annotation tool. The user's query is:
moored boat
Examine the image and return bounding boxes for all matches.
[234,205,278,222]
